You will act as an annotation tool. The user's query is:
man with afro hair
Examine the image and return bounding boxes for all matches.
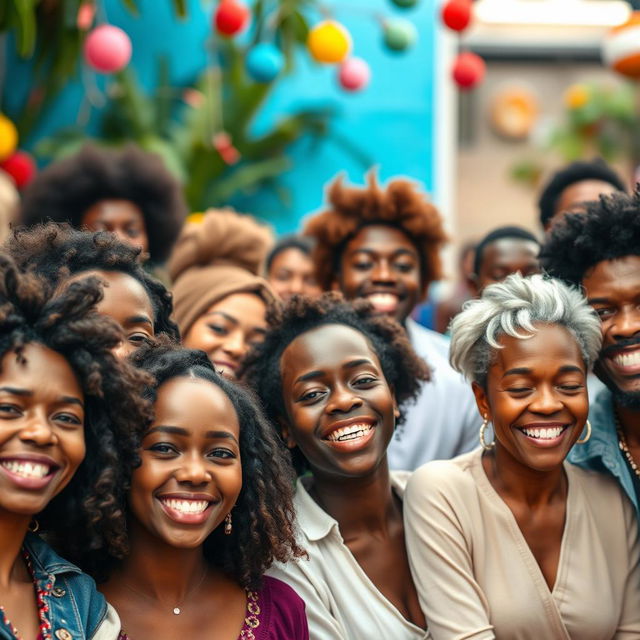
[19,143,187,266]
[542,189,640,518]
[304,173,479,470]
[537,158,626,231]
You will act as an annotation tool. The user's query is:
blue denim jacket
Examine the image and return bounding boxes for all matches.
[569,388,640,519]
[0,533,109,640]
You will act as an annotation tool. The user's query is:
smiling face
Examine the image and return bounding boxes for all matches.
[183,292,267,380]
[268,248,322,300]
[280,323,397,480]
[337,225,422,323]
[0,343,85,518]
[473,324,588,472]
[129,376,242,548]
[582,256,640,407]
[474,238,540,294]
[81,199,149,256]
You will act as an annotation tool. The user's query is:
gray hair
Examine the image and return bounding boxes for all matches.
[449,273,602,386]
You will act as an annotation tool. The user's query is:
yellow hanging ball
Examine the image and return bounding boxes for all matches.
[0,114,18,162]
[307,20,352,64]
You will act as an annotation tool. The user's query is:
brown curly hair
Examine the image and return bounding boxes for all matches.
[241,292,431,474]
[303,173,447,296]
[0,254,152,564]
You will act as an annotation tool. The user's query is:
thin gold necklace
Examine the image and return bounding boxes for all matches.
[122,567,208,615]
[615,411,640,480]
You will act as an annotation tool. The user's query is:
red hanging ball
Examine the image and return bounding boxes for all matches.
[442,0,473,32]
[0,151,36,190]
[452,51,485,89]
[214,0,251,36]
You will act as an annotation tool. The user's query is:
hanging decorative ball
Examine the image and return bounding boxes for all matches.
[602,12,640,79]
[390,0,419,9]
[246,43,284,83]
[0,114,18,162]
[383,19,418,52]
[563,84,590,110]
[214,0,251,37]
[338,57,371,91]
[441,0,473,32]
[84,25,132,73]
[452,51,485,89]
[0,151,36,190]
[307,20,352,64]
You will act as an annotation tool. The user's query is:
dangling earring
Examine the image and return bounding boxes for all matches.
[576,420,591,444]
[224,512,232,535]
[479,415,495,451]
[28,519,39,533]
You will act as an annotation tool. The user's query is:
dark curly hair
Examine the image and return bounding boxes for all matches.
[265,234,315,275]
[540,189,640,286]
[0,254,152,566]
[4,222,180,341]
[83,340,304,589]
[303,173,447,296]
[19,143,187,265]
[240,292,431,474]
[537,159,626,229]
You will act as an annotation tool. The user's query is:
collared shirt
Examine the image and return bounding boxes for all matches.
[569,388,640,519]
[387,319,480,471]
[267,472,429,640]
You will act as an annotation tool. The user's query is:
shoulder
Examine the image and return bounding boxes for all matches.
[567,461,628,505]
[260,576,308,638]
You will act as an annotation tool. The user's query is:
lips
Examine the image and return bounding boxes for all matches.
[326,423,374,442]
[157,493,217,524]
[366,293,400,314]
[212,360,238,379]
[0,456,59,490]
[514,423,570,448]
[606,347,640,375]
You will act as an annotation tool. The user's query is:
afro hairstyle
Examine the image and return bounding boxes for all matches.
[5,222,180,341]
[303,173,447,297]
[540,189,640,287]
[0,253,152,568]
[19,143,188,265]
[240,291,431,475]
[537,158,627,229]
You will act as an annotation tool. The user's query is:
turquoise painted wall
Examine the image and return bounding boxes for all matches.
[5,0,439,233]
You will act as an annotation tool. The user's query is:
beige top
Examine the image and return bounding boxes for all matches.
[267,471,429,640]
[404,449,640,640]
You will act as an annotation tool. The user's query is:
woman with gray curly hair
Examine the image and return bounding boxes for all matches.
[403,274,640,640]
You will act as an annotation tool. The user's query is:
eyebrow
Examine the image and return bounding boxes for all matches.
[203,311,238,325]
[0,386,84,407]
[350,248,417,258]
[294,358,376,384]
[124,315,153,327]
[502,365,583,377]
[587,297,611,305]
[145,425,238,443]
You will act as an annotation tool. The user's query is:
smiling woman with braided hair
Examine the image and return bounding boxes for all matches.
[0,254,151,640]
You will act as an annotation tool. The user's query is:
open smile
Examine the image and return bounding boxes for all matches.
[366,293,401,314]
[322,418,377,452]
[157,494,217,525]
[606,346,640,376]
[0,456,60,490]
[514,423,571,448]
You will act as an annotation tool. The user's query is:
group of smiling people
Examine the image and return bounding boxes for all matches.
[1,151,640,640]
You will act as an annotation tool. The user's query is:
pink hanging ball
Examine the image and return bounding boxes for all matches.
[84,25,132,74]
[452,51,485,89]
[338,57,371,92]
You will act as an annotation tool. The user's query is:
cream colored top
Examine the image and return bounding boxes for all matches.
[404,449,640,640]
[267,471,429,640]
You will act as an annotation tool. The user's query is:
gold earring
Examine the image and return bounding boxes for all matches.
[576,420,591,444]
[479,415,495,451]
[28,519,39,533]
[224,512,232,535]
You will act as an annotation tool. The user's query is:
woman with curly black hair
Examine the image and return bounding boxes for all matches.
[93,342,308,639]
[0,254,150,640]
[18,144,187,266]
[241,292,430,639]
[5,222,180,356]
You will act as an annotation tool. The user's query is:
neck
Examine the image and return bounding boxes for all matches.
[309,457,399,536]
[615,404,640,448]
[0,511,31,587]
[113,521,209,605]
[486,445,566,507]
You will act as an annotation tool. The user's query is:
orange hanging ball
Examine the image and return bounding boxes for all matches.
[602,12,640,79]
[308,20,352,64]
[0,114,18,162]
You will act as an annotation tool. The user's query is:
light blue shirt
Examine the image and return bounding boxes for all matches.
[569,388,640,519]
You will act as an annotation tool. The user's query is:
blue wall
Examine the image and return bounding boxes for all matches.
[5,0,439,233]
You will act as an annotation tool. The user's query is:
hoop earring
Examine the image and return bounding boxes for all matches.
[28,519,39,533]
[224,512,232,535]
[479,416,495,451]
[576,420,591,444]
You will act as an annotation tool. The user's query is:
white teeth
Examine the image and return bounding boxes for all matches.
[161,499,209,514]
[1,460,51,478]
[613,351,640,368]
[367,294,398,311]
[326,424,373,442]
[521,427,564,440]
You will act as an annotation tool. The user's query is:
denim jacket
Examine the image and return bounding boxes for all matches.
[0,533,118,640]
[569,388,640,519]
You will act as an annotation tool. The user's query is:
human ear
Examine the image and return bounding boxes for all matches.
[277,417,297,449]
[467,274,480,298]
[471,380,491,422]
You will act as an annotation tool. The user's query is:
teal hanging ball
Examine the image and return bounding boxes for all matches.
[246,43,284,83]
[383,19,418,52]
[391,0,419,8]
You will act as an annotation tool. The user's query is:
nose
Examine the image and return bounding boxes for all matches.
[221,330,246,359]
[527,384,563,415]
[326,383,363,414]
[113,340,135,360]
[371,259,396,284]
[611,306,640,341]
[288,276,304,295]
[174,454,212,486]
[19,413,56,447]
